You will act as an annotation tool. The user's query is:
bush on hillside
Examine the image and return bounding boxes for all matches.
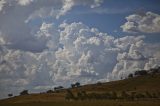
[20,90,29,95]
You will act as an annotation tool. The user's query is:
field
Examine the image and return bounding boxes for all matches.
[0,74,160,106]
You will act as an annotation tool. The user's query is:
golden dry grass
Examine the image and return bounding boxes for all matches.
[0,74,160,106]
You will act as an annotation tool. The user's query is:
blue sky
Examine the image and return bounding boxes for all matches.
[58,0,160,42]
[28,0,160,43]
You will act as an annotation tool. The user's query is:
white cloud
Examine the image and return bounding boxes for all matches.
[47,22,119,84]
[49,22,151,85]
[0,20,160,99]
[25,0,104,21]
[0,0,6,12]
[16,0,34,6]
[121,12,160,33]
[0,0,104,53]
[34,85,55,90]
[112,38,160,80]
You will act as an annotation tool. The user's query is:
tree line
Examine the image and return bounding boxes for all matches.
[128,66,160,79]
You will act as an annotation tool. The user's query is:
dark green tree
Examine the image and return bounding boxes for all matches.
[128,73,133,78]
[8,94,13,98]
[20,90,29,95]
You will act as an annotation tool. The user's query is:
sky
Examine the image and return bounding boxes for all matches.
[0,0,160,99]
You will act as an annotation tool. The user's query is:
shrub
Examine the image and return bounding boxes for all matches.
[96,82,102,86]
[65,89,75,101]
[130,92,136,100]
[152,92,158,98]
[111,91,117,99]
[157,91,160,97]
[104,92,112,99]
[46,90,54,93]
[77,92,84,100]
[135,93,145,99]
[145,91,152,98]
[121,91,129,99]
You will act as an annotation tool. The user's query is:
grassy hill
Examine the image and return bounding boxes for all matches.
[0,74,160,106]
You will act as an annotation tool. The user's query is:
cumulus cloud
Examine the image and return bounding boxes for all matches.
[121,12,160,33]
[0,20,160,99]
[0,46,58,98]
[48,22,160,85]
[112,38,160,80]
[0,0,103,53]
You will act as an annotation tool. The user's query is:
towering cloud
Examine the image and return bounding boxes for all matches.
[0,0,104,98]
[1,20,160,98]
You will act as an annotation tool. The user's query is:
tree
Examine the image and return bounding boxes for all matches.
[75,82,80,87]
[20,90,29,95]
[54,86,64,91]
[71,82,80,88]
[128,73,133,78]
[71,84,76,88]
[8,94,13,98]
[135,70,147,76]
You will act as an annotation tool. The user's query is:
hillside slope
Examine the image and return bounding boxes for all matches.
[0,74,160,104]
